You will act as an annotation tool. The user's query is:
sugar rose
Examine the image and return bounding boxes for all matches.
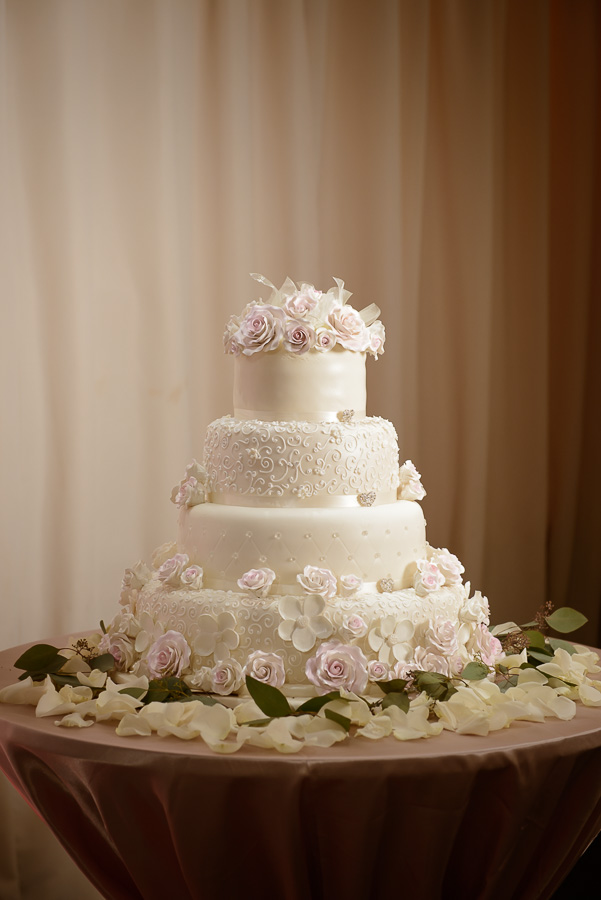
[243,651,286,688]
[314,327,337,351]
[368,660,391,682]
[306,641,369,694]
[414,559,445,596]
[339,574,363,597]
[157,554,189,586]
[146,631,191,678]
[469,624,503,666]
[430,548,464,585]
[98,632,136,672]
[326,305,370,352]
[180,565,203,589]
[237,304,286,355]
[237,568,276,596]
[297,565,338,600]
[284,289,320,317]
[283,319,316,354]
[211,658,244,695]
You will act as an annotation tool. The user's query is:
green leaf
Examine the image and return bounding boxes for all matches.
[14,644,61,671]
[462,662,490,681]
[381,692,410,713]
[439,684,458,702]
[296,691,340,713]
[100,620,107,634]
[196,694,220,707]
[119,687,146,699]
[50,674,81,688]
[90,653,116,672]
[144,688,170,703]
[528,648,554,664]
[324,709,351,732]
[245,675,293,718]
[246,717,275,727]
[548,638,577,655]
[499,675,519,692]
[546,607,588,634]
[497,664,509,674]
[376,678,408,695]
[524,629,547,650]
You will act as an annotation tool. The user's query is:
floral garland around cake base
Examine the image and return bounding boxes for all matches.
[1,607,600,754]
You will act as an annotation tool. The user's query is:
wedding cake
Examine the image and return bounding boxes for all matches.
[104,276,498,696]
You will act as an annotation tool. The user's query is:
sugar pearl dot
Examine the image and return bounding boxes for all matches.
[385,529,391,535]
[232,553,238,560]
[259,556,267,563]
[319,556,326,561]
[245,531,253,538]
[287,557,296,562]
[375,553,381,558]
[274,533,281,540]
[332,533,339,538]
[304,533,312,539]
[362,531,368,536]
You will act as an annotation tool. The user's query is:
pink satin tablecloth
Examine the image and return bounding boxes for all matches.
[1,638,601,900]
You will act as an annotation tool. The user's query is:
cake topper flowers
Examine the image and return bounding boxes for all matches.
[224,275,386,358]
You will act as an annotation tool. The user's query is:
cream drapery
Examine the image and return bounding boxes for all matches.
[0,1,599,897]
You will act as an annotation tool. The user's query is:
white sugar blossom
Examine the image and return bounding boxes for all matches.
[368,320,386,358]
[306,641,369,694]
[193,612,240,661]
[211,658,244,695]
[297,565,338,600]
[243,650,286,688]
[368,616,415,665]
[412,646,452,678]
[171,476,207,508]
[398,460,426,501]
[183,666,213,692]
[278,595,333,653]
[413,559,445,596]
[237,567,276,597]
[420,618,460,658]
[157,554,190,586]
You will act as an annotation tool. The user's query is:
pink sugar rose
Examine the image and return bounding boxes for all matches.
[422,618,460,657]
[223,315,242,355]
[98,632,136,672]
[211,658,244,695]
[368,660,392,682]
[430,548,464,585]
[326,305,370,352]
[297,565,338,600]
[314,328,337,351]
[305,641,369,694]
[284,289,321,318]
[412,646,451,677]
[414,559,445,596]
[368,320,386,358]
[470,624,504,666]
[339,574,363,597]
[341,614,368,640]
[237,567,276,596]
[237,304,286,355]
[283,319,316,354]
[243,650,286,688]
[146,630,191,678]
[157,553,190,586]
[180,565,203,589]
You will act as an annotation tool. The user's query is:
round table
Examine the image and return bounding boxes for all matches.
[1,638,601,900]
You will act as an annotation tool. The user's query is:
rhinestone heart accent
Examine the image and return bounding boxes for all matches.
[358,491,376,507]
[338,409,355,423]
[377,578,395,593]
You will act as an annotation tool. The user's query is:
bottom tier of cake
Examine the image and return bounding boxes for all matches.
[104,563,495,696]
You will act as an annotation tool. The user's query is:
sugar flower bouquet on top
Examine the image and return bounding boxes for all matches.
[1,603,600,754]
[223,274,386,358]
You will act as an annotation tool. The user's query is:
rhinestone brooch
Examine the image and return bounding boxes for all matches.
[338,409,355,423]
[377,578,395,593]
[358,491,376,507]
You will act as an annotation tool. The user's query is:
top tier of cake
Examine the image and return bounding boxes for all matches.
[224,275,384,423]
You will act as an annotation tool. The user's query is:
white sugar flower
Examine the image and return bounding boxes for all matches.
[398,460,426,501]
[429,548,464,585]
[278,595,333,652]
[367,320,386,358]
[413,559,445,596]
[193,612,240,661]
[180,565,203,589]
[459,588,490,625]
[368,616,415,665]
[120,561,152,606]
[171,476,207,508]
[297,565,338,600]
[326,305,370,352]
[243,651,286,688]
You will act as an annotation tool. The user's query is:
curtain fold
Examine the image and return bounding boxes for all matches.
[0,1,599,896]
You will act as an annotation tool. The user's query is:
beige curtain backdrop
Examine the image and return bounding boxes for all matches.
[0,1,599,898]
